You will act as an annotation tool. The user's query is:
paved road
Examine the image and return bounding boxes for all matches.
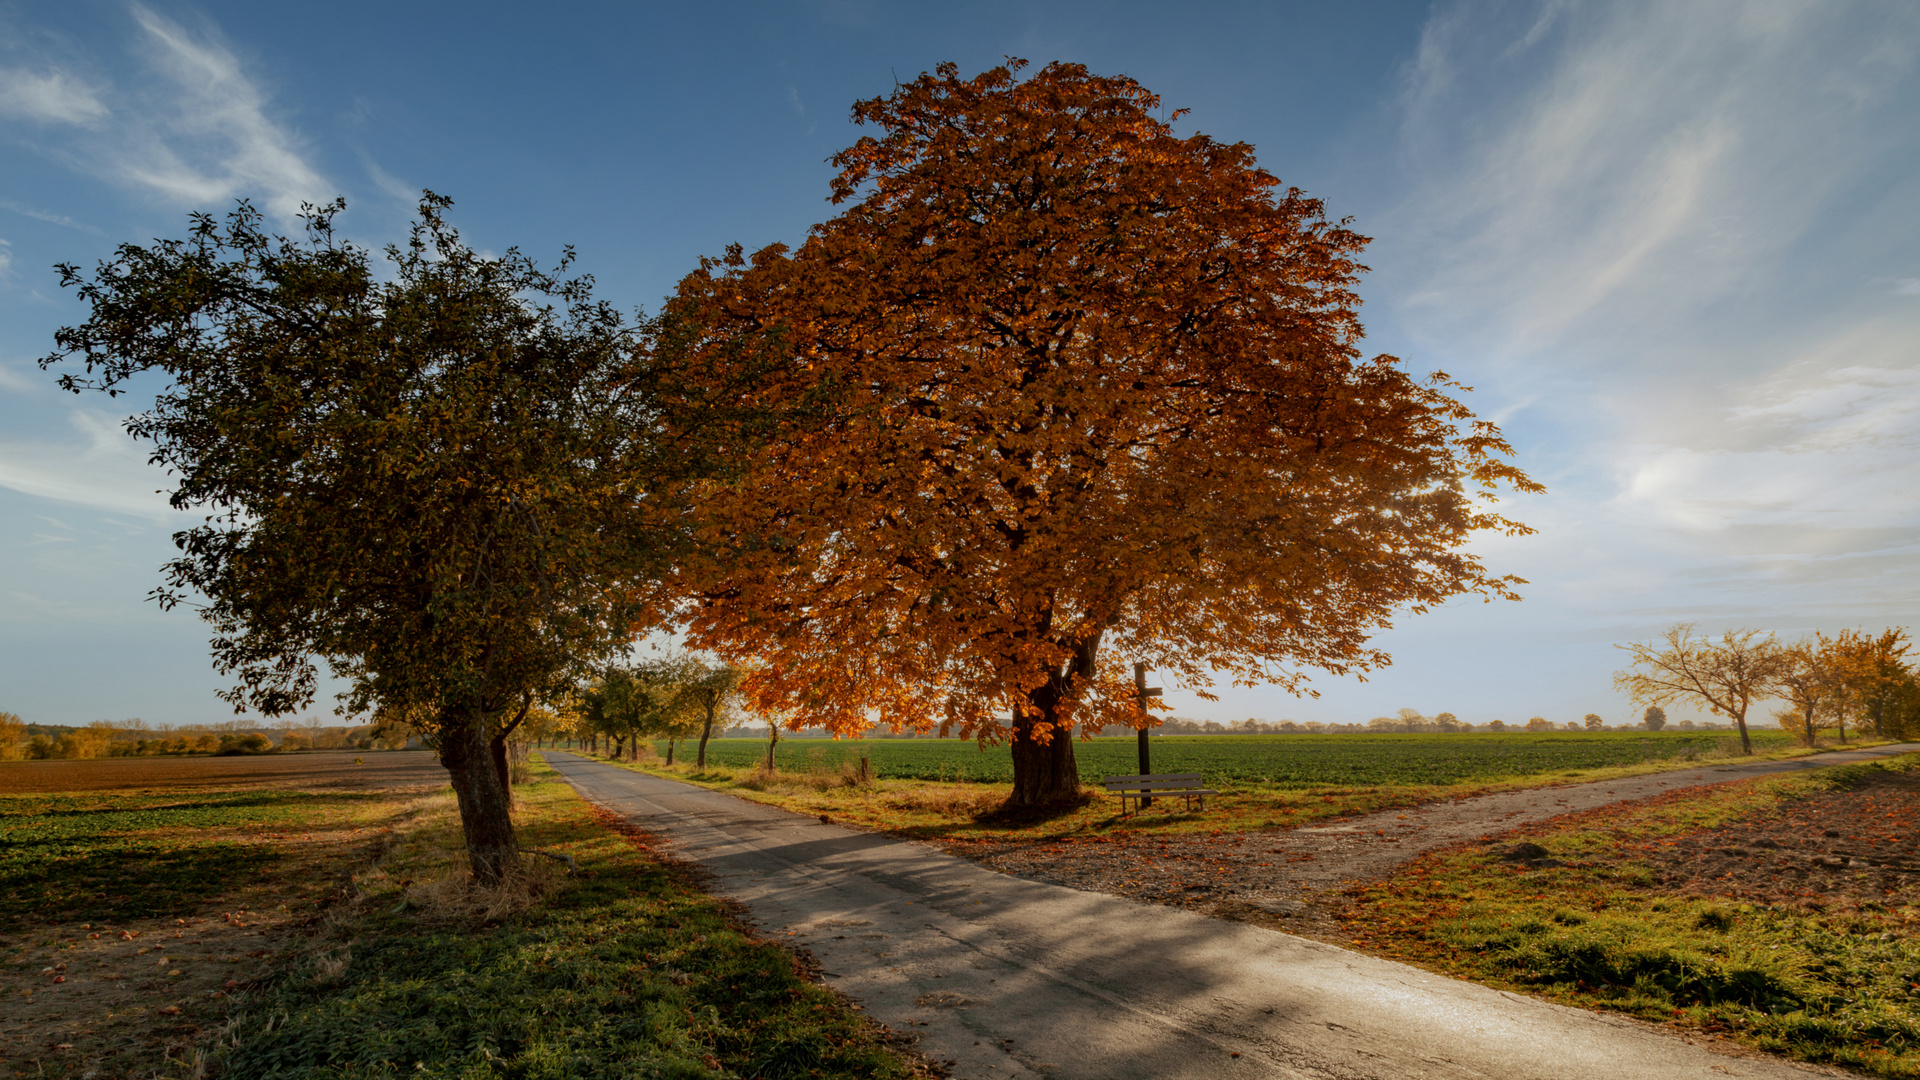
[545,752,1860,1080]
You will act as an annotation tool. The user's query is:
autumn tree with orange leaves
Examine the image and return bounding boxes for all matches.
[663,61,1539,807]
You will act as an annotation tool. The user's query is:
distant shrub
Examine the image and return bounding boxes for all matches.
[218,732,274,755]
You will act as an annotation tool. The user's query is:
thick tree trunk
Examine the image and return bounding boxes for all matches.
[438,719,519,885]
[1009,695,1080,807]
[765,725,780,771]
[1733,712,1753,755]
[1007,631,1101,808]
[490,732,511,801]
[665,738,676,764]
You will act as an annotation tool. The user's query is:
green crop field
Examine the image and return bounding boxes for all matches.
[659,730,1796,788]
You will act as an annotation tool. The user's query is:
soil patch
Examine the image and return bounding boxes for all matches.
[0,750,445,794]
[2,910,297,1078]
[1642,765,1920,910]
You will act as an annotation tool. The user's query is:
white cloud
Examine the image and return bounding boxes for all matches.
[0,66,108,125]
[115,4,331,220]
[0,409,176,520]
[0,199,98,233]
[0,6,331,222]
[0,238,11,277]
[0,360,41,393]
[1388,0,1920,359]
[1296,1,1920,727]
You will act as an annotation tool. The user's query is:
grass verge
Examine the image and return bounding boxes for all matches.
[1329,753,1920,1077]
[210,756,924,1079]
[575,735,1884,842]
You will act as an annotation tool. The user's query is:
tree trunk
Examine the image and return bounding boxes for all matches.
[665,738,676,765]
[1008,631,1100,808]
[765,725,780,771]
[1733,710,1753,755]
[438,719,519,885]
[490,732,512,803]
[697,697,716,769]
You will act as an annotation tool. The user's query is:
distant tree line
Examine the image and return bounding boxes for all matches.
[0,712,409,760]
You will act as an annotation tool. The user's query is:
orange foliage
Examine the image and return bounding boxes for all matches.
[662,61,1537,802]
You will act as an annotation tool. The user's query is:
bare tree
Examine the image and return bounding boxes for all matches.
[1614,624,1782,754]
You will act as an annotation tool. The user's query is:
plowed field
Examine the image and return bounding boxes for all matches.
[0,750,444,793]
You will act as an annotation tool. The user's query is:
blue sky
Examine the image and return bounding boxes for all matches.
[2,1,1916,729]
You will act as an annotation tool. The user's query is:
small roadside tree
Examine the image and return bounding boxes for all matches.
[1828,628,1913,740]
[1614,625,1779,754]
[1641,706,1667,731]
[675,658,746,769]
[664,60,1538,808]
[1775,636,1844,745]
[43,196,678,884]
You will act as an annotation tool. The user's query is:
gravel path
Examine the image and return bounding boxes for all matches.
[948,743,1920,928]
[545,750,1876,1080]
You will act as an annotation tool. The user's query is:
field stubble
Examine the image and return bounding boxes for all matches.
[0,754,438,1078]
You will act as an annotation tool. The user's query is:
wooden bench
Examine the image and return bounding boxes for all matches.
[1102,773,1216,813]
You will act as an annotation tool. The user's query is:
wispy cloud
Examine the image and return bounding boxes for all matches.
[0,4,330,222]
[0,66,108,125]
[1388,1,1919,358]
[0,198,99,233]
[0,409,175,521]
[1334,0,1920,724]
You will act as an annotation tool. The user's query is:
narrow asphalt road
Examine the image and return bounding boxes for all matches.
[545,751,1858,1080]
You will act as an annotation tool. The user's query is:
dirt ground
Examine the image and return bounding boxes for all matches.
[0,753,440,1078]
[937,743,1920,934]
[0,750,446,794]
[1640,765,1920,910]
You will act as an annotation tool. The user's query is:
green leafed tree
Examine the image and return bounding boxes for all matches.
[42,196,679,883]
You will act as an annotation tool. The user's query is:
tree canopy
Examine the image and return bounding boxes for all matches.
[663,61,1539,805]
[43,195,678,880]
[1615,625,1778,753]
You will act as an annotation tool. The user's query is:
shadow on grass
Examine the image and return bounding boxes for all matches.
[0,842,280,927]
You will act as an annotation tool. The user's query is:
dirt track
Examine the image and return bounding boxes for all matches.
[948,743,1920,925]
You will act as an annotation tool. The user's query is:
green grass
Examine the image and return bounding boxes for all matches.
[1335,755,1920,1077]
[215,758,918,1080]
[663,730,1801,787]
[0,791,381,928]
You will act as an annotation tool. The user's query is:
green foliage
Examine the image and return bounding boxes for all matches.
[0,791,366,927]
[664,731,1793,787]
[44,195,672,728]
[215,772,912,1080]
